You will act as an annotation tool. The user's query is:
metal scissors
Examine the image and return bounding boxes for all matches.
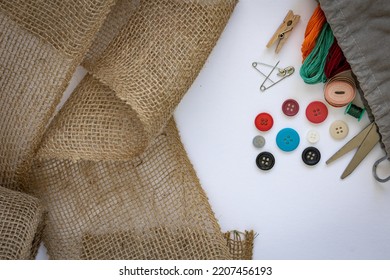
[326,122,380,179]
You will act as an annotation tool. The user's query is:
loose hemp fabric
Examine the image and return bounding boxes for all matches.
[19,0,252,259]
[0,0,116,191]
[0,185,45,259]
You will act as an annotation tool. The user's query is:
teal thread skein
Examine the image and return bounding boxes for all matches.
[300,23,334,84]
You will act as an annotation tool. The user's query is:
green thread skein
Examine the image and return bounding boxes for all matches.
[300,23,334,84]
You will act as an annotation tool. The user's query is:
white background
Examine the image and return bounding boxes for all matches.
[37,0,390,260]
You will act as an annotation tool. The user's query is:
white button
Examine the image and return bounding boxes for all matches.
[329,120,349,140]
[306,129,320,144]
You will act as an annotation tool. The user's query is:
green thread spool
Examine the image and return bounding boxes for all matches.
[345,102,365,121]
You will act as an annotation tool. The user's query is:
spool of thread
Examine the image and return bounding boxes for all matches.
[345,102,365,121]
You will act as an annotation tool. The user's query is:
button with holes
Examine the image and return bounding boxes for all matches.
[324,80,356,107]
[305,101,328,124]
[282,99,300,116]
[302,147,321,166]
[276,128,300,152]
[329,120,349,140]
[252,135,266,148]
[306,129,320,144]
[256,151,275,170]
[254,112,274,131]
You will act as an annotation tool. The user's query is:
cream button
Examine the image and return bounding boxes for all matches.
[329,120,349,140]
[306,129,320,144]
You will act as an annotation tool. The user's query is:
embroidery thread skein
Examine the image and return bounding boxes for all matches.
[300,22,334,84]
[324,39,351,79]
[301,4,326,62]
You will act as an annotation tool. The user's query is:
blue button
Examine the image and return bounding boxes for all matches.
[276,128,300,152]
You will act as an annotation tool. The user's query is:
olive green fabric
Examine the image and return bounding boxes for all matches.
[319,0,390,157]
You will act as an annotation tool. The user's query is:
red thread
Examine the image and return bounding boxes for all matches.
[324,39,351,79]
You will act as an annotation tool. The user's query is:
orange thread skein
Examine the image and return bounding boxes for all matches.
[301,4,327,62]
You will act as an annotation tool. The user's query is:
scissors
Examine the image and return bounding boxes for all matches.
[326,122,380,179]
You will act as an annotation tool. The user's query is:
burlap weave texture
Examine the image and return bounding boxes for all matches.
[1,0,250,259]
[36,74,147,161]
[0,0,115,190]
[39,0,237,161]
[32,120,231,259]
[0,185,44,259]
[0,0,115,58]
[225,231,256,260]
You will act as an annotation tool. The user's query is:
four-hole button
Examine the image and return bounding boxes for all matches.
[276,128,300,152]
[302,147,321,166]
[305,101,328,124]
[329,120,349,140]
[254,112,274,131]
[282,99,300,116]
[256,152,275,171]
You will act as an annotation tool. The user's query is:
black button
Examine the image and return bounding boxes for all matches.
[256,152,275,170]
[302,147,321,166]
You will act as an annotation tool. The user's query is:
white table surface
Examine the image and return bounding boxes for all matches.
[37,0,390,260]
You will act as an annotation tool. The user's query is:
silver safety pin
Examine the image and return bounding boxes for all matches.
[252,62,290,78]
[252,61,294,92]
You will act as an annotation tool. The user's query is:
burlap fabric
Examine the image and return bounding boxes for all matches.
[16,0,245,259]
[224,231,256,260]
[0,185,44,259]
[31,121,231,259]
[38,0,238,161]
[0,0,115,191]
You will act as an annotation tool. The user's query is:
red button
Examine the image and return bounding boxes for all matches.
[305,101,328,124]
[282,99,299,116]
[255,112,273,131]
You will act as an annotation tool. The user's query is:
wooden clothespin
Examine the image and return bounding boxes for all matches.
[266,10,300,53]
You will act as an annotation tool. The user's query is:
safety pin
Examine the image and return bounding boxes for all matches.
[253,61,294,92]
[252,62,289,78]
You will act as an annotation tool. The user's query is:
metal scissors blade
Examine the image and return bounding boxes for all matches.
[326,122,380,179]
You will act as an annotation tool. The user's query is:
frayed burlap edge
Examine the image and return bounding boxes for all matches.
[224,230,256,260]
